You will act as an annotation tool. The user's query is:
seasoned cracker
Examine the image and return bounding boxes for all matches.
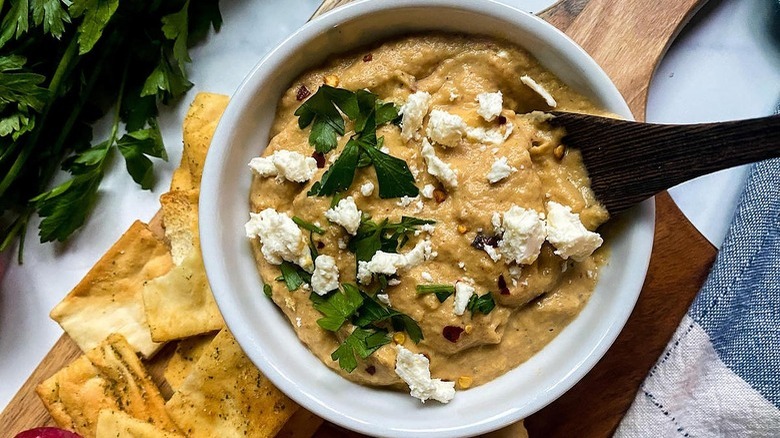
[142,251,223,342]
[163,333,216,390]
[96,409,184,438]
[166,329,298,437]
[50,221,172,358]
[182,93,229,185]
[159,189,199,265]
[36,334,179,437]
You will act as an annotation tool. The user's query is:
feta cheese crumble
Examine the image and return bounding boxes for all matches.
[466,122,513,146]
[486,156,518,183]
[496,206,547,265]
[421,184,435,199]
[377,293,392,306]
[476,91,503,122]
[421,138,458,189]
[426,109,467,148]
[311,255,340,296]
[325,196,362,235]
[399,91,431,141]
[453,281,475,316]
[245,209,313,271]
[394,345,455,403]
[545,201,603,262]
[421,271,434,283]
[360,181,375,197]
[521,75,557,108]
[248,150,318,183]
[357,239,434,284]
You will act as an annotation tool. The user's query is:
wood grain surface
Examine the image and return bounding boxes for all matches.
[1,0,719,437]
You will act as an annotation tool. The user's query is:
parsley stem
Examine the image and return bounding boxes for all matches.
[0,35,80,198]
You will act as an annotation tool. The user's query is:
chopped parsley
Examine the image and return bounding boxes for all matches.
[467,292,496,315]
[415,284,455,303]
[299,86,416,199]
[292,216,325,234]
[330,327,390,373]
[310,283,364,332]
[348,215,435,262]
[263,283,272,298]
[277,261,311,292]
[352,293,423,343]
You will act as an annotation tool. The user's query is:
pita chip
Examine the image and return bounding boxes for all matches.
[96,409,184,438]
[50,221,172,358]
[166,329,298,437]
[164,333,216,390]
[143,250,223,342]
[36,334,179,438]
[182,92,229,185]
[160,189,199,266]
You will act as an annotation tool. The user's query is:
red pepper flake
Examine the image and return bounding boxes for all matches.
[363,53,373,62]
[316,241,325,249]
[498,274,510,295]
[442,326,465,343]
[433,188,447,203]
[365,365,376,375]
[471,233,501,250]
[497,115,507,125]
[311,151,326,168]
[296,84,311,101]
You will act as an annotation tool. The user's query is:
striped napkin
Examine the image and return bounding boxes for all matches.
[615,153,780,436]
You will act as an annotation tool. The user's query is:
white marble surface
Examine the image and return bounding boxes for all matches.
[1,0,778,418]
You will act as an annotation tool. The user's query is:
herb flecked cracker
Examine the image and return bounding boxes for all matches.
[96,409,184,438]
[182,92,230,185]
[50,221,172,358]
[163,333,216,390]
[36,334,179,438]
[166,329,298,437]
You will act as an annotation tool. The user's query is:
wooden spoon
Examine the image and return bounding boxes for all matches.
[550,112,780,214]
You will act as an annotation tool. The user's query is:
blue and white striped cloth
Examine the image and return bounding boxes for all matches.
[616,156,780,436]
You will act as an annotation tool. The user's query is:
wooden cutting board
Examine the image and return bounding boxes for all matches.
[0,0,715,436]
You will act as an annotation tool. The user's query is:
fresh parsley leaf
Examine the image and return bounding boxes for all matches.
[263,283,272,298]
[141,52,193,103]
[187,0,222,44]
[0,55,49,113]
[31,169,102,243]
[311,283,364,332]
[467,292,497,315]
[69,0,120,55]
[294,85,358,153]
[31,0,71,39]
[352,293,424,343]
[416,284,455,303]
[308,137,360,196]
[161,0,191,73]
[0,0,30,47]
[292,216,325,234]
[116,121,167,190]
[279,261,311,292]
[354,89,399,133]
[360,144,419,199]
[331,327,390,373]
[348,216,435,262]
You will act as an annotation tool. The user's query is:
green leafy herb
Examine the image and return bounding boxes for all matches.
[348,216,435,262]
[263,283,272,298]
[294,85,358,153]
[331,327,390,373]
[307,137,360,196]
[299,86,416,199]
[278,261,311,292]
[467,292,497,315]
[415,284,455,303]
[311,283,364,332]
[351,293,423,343]
[292,216,325,235]
[0,1,222,260]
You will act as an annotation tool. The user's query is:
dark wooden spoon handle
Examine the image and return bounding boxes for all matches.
[551,113,780,214]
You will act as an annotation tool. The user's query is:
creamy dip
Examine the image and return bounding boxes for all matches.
[247,34,610,398]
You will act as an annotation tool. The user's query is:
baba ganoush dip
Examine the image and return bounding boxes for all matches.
[245,34,610,403]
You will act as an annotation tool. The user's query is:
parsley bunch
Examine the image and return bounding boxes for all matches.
[297,86,419,199]
[0,0,222,260]
[310,284,423,372]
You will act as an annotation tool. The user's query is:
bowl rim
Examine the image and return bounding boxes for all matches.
[200,0,655,436]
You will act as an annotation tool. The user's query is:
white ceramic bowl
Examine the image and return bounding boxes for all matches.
[200,1,655,436]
